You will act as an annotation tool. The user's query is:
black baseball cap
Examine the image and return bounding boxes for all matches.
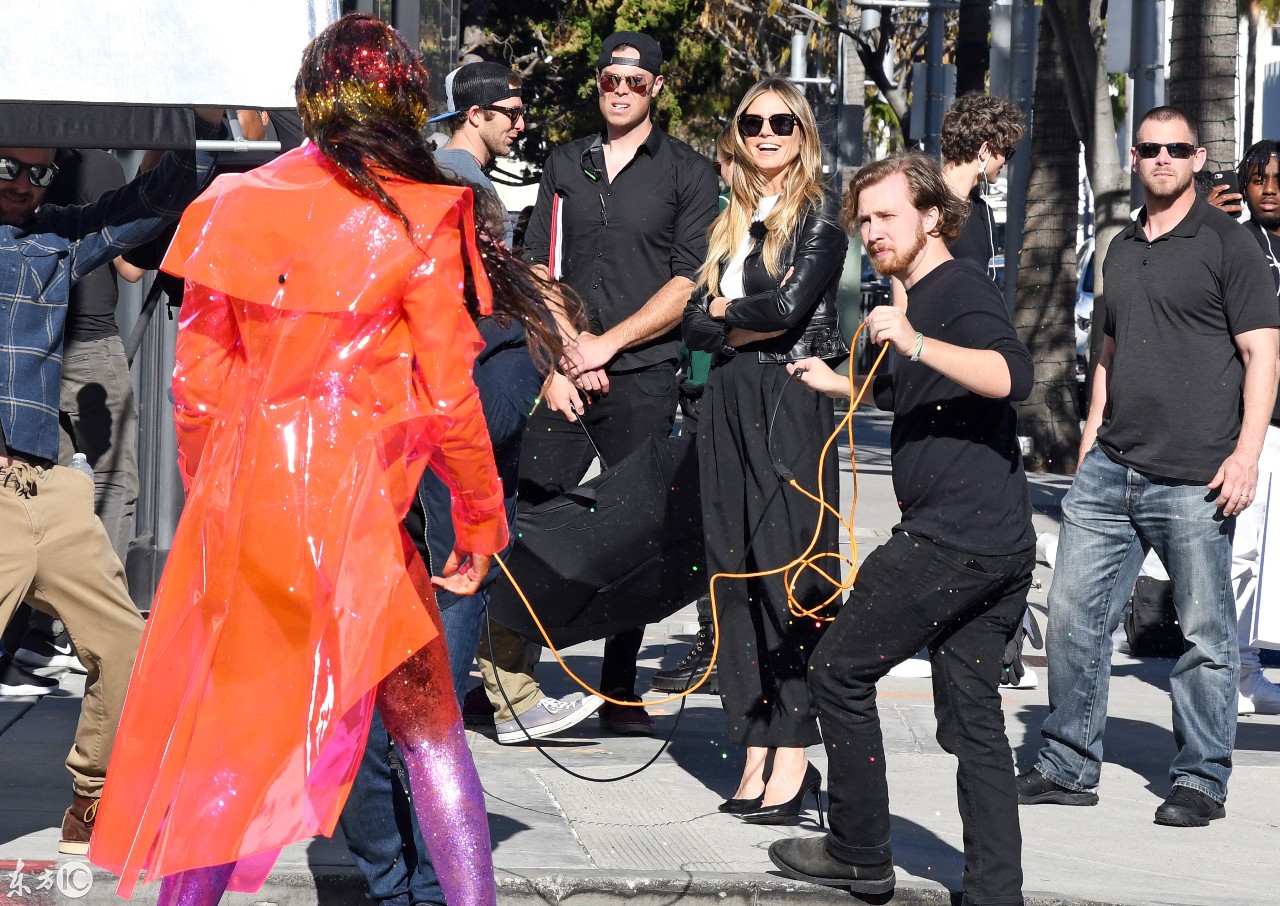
[598,32,662,76]
[428,62,520,124]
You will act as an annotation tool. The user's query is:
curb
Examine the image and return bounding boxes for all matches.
[51,865,1136,906]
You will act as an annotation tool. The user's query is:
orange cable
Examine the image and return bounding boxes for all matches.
[494,324,891,707]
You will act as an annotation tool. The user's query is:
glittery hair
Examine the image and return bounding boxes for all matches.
[294,13,581,374]
[295,13,440,231]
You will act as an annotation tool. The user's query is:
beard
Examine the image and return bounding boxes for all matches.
[869,224,928,277]
[1140,165,1194,200]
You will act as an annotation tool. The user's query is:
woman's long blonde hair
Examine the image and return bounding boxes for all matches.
[698,77,826,295]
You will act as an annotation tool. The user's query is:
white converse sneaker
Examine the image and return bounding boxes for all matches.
[495,694,604,744]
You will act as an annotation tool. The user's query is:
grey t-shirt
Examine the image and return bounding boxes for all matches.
[434,148,512,246]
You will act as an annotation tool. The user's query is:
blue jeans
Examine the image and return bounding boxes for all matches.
[1036,446,1238,802]
[338,591,489,906]
[339,708,441,906]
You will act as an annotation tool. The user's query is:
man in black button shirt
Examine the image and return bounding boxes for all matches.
[1019,107,1279,827]
[941,92,1025,273]
[770,152,1036,904]
[512,31,719,735]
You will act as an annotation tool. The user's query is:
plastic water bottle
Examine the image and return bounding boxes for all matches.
[70,453,95,481]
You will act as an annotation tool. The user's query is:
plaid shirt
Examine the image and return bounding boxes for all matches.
[0,135,218,461]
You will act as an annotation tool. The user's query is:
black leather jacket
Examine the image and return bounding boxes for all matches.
[683,186,849,363]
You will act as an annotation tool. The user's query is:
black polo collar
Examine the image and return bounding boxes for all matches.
[1126,197,1208,242]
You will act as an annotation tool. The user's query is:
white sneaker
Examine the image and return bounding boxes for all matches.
[1035,533,1058,568]
[1001,666,1039,689]
[0,662,59,697]
[1239,691,1256,715]
[495,694,604,744]
[887,657,932,679]
[1240,671,1280,715]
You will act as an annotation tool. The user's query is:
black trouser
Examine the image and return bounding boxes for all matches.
[700,352,839,747]
[810,532,1033,906]
[518,364,678,695]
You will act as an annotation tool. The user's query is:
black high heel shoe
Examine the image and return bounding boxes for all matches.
[740,763,824,827]
[718,794,765,814]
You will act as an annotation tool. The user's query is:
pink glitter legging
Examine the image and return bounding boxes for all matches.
[156,638,496,906]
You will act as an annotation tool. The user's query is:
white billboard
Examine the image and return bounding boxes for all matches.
[0,1,340,108]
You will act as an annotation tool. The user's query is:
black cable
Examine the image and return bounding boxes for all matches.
[489,369,826,781]
[485,617,689,783]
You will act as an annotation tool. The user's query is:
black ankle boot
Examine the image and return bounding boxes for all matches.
[651,622,718,693]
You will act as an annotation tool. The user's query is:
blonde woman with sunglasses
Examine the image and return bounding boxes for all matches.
[683,76,847,826]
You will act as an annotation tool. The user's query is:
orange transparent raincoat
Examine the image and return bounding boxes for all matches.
[92,145,507,895]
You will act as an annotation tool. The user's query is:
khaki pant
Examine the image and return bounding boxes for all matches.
[476,619,543,723]
[0,462,143,798]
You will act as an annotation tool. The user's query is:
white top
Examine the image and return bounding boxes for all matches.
[720,195,780,299]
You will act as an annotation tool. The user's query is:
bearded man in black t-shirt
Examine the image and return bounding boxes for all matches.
[769,152,1036,905]
[1019,107,1279,828]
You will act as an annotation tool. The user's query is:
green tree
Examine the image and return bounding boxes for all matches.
[461,0,727,176]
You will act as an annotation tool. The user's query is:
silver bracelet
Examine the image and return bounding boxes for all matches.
[909,331,925,362]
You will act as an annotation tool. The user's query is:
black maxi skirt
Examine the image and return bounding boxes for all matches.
[698,349,841,748]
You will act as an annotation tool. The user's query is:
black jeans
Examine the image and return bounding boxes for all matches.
[810,532,1034,906]
[518,364,678,694]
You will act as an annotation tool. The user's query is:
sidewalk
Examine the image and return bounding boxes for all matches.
[3,409,1278,906]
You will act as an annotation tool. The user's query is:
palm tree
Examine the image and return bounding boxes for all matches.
[1014,7,1082,472]
[1169,0,1239,169]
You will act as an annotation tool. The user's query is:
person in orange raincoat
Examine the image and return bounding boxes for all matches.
[89,15,561,906]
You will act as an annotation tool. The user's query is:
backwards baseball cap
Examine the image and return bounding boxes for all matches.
[428,61,520,124]
[598,32,663,76]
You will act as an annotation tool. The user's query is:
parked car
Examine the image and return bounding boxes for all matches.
[1076,238,1095,377]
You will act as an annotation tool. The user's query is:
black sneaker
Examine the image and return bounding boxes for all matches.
[0,661,60,697]
[651,621,719,694]
[768,836,895,896]
[1154,786,1225,827]
[1015,768,1098,806]
[13,629,86,673]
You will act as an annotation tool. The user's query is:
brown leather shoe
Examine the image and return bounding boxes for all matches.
[59,794,98,855]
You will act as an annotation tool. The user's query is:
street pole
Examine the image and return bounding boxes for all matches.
[923,0,946,154]
[1001,0,1037,316]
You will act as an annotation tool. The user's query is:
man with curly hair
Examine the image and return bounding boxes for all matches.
[940,92,1025,270]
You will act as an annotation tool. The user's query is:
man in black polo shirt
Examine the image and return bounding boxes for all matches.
[517,30,719,734]
[1018,106,1279,827]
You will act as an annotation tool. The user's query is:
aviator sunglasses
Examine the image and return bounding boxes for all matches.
[737,113,800,138]
[1135,142,1197,160]
[597,72,651,94]
[0,157,59,188]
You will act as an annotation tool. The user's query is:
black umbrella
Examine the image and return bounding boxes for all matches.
[488,431,706,648]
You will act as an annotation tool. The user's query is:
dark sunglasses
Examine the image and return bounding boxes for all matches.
[737,113,800,138]
[597,72,651,94]
[0,157,58,188]
[1135,142,1197,160]
[1002,147,1017,162]
[481,104,525,123]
